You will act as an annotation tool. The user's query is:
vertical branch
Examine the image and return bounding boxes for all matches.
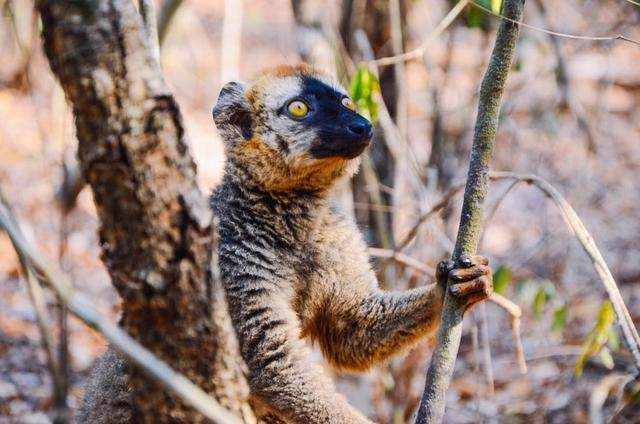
[157,0,184,44]
[415,1,526,422]
[220,0,243,84]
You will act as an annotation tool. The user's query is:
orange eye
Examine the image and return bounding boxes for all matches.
[287,100,309,118]
[342,97,356,111]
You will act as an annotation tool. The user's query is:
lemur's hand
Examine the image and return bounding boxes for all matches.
[436,255,492,312]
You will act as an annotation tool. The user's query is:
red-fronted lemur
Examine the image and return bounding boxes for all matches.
[210,64,493,423]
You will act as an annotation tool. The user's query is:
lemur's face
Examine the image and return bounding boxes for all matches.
[212,65,374,191]
[252,73,373,160]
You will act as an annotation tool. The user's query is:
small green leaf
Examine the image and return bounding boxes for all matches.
[349,65,380,124]
[492,265,511,294]
[532,285,552,319]
[575,301,618,377]
[599,347,614,370]
[491,0,503,13]
[552,304,568,333]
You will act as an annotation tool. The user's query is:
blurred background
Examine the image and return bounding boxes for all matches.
[1,0,639,422]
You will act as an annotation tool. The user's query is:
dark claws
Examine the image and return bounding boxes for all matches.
[458,255,472,268]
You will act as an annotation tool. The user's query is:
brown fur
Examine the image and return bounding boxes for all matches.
[210,65,493,423]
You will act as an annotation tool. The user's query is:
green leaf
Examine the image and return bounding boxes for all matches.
[349,65,380,124]
[575,300,618,377]
[599,347,614,370]
[492,265,511,294]
[532,284,552,319]
[491,0,503,13]
[552,304,568,333]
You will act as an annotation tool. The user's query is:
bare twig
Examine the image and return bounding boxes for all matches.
[415,1,525,421]
[0,194,242,424]
[489,171,640,370]
[397,182,466,252]
[220,0,243,84]
[1,188,68,420]
[388,0,408,139]
[470,0,640,46]
[589,373,633,424]
[476,303,495,396]
[370,0,469,67]
[157,0,184,44]
[368,247,435,275]
[533,0,598,153]
[23,265,67,418]
[489,292,527,374]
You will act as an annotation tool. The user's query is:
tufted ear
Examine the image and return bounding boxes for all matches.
[212,81,255,142]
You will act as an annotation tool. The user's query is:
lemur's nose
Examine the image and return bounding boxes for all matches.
[347,121,373,140]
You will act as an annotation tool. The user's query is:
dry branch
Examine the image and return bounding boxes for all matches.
[157,0,184,44]
[415,1,525,422]
[489,172,640,370]
[0,197,243,424]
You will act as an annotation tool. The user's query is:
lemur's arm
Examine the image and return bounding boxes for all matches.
[310,254,492,372]
[229,291,373,424]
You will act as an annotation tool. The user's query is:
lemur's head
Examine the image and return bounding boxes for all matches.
[212,64,373,192]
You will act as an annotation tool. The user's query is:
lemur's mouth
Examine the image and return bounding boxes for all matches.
[310,117,373,159]
[310,139,371,159]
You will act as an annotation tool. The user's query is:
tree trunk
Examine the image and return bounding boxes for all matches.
[37,0,253,421]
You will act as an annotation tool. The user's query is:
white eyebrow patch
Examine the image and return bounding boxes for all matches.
[262,76,304,110]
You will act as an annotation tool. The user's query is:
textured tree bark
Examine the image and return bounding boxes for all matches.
[37,0,253,422]
[415,1,526,422]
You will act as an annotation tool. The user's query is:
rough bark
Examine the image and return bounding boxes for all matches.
[37,0,252,421]
[415,1,526,422]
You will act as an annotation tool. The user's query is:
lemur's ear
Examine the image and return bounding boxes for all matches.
[212,81,254,141]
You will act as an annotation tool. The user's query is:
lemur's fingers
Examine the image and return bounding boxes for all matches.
[449,264,491,283]
[463,292,490,312]
[449,276,491,298]
[436,260,455,281]
[456,255,490,268]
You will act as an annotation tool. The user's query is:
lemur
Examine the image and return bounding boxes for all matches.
[211,64,493,424]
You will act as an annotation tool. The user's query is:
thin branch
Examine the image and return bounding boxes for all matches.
[220,0,243,84]
[0,194,242,424]
[471,0,640,46]
[21,263,67,416]
[488,293,527,374]
[157,0,184,44]
[416,1,525,421]
[489,171,640,370]
[397,182,466,251]
[476,303,495,396]
[370,0,469,67]
[368,247,435,275]
[533,0,598,153]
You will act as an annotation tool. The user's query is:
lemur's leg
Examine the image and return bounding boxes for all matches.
[226,290,373,424]
[312,255,492,371]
